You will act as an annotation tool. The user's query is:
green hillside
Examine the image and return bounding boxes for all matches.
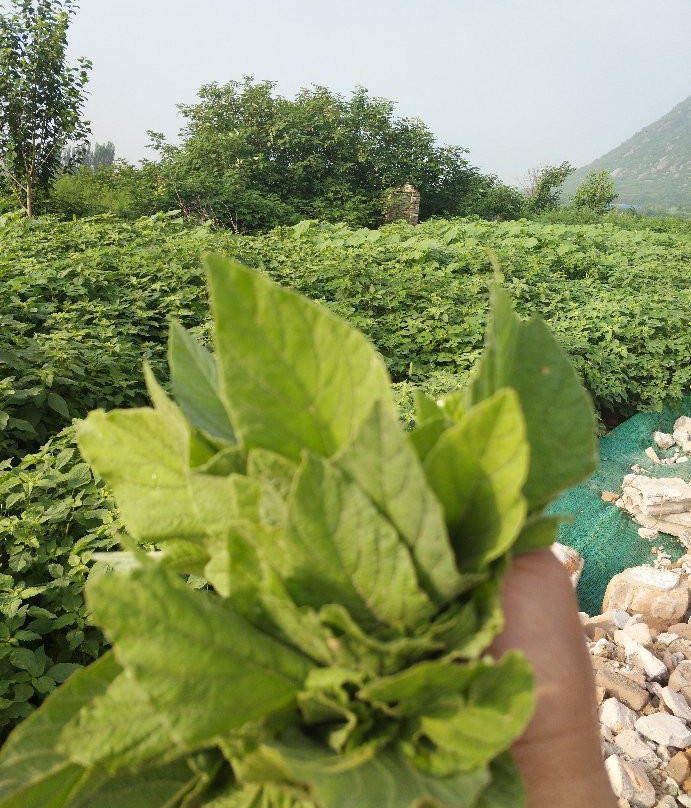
[562,95,691,214]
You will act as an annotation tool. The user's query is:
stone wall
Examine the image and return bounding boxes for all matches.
[383,183,421,225]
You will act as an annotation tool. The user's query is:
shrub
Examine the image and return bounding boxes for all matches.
[0,425,120,740]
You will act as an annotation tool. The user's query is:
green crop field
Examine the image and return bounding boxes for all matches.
[0,209,689,769]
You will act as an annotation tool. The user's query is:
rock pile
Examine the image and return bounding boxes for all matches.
[583,559,691,806]
[619,476,691,548]
[612,416,691,549]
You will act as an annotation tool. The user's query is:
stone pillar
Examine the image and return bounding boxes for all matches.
[384,183,421,225]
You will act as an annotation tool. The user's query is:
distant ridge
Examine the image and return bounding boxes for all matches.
[562,95,691,213]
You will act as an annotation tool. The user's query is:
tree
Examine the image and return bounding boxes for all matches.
[572,169,618,214]
[525,161,575,214]
[148,78,492,231]
[0,0,90,215]
[62,140,115,171]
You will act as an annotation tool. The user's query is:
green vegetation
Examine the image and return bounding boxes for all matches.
[0,211,687,746]
[525,162,575,214]
[0,254,598,807]
[2,212,688,464]
[0,426,119,739]
[562,95,691,215]
[0,0,91,216]
[572,170,618,214]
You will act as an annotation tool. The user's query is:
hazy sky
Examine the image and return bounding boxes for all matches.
[67,0,691,186]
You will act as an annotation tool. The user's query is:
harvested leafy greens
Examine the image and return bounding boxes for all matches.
[0,254,597,807]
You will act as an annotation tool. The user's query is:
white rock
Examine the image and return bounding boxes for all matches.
[655,796,678,808]
[578,611,590,625]
[654,432,676,450]
[623,622,653,647]
[645,446,661,463]
[657,632,680,645]
[603,566,688,626]
[638,527,658,540]
[613,609,632,628]
[635,713,691,748]
[673,416,691,447]
[678,795,691,808]
[659,686,691,721]
[590,638,615,656]
[605,755,656,808]
[614,630,668,679]
[614,729,660,769]
[656,743,673,762]
[600,698,639,732]
[678,456,689,464]
[550,542,584,586]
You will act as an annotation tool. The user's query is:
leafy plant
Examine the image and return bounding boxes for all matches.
[525,162,575,214]
[572,170,618,214]
[0,425,120,740]
[0,254,597,807]
[0,0,91,216]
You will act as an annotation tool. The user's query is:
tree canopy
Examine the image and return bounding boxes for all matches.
[147,78,520,231]
[0,0,90,215]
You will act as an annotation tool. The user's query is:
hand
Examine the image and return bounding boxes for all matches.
[489,547,618,808]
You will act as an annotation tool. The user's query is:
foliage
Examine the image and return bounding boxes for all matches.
[525,162,574,214]
[0,211,235,461]
[572,169,618,214]
[1,213,688,467]
[61,140,115,171]
[231,218,690,417]
[0,0,90,215]
[0,254,598,807]
[467,178,526,220]
[46,160,161,219]
[0,425,120,741]
[147,78,505,231]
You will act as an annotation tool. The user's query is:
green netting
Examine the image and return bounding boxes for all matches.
[548,394,691,616]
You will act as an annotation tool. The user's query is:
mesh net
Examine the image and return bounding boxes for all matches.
[547,394,691,616]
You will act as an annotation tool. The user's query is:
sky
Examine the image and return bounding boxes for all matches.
[67,0,691,186]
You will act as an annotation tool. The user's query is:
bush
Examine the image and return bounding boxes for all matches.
[0,212,234,460]
[45,161,161,220]
[572,170,618,214]
[0,425,120,740]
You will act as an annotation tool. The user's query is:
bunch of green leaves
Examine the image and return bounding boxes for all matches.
[0,425,120,740]
[0,254,597,807]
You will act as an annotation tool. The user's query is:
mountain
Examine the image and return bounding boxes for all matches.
[561,95,691,214]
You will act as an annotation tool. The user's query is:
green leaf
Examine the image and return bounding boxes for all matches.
[424,389,528,572]
[337,401,467,605]
[476,752,525,808]
[417,652,534,772]
[77,409,207,543]
[0,652,119,808]
[59,669,183,772]
[85,563,313,753]
[512,514,563,555]
[68,759,198,808]
[284,453,434,632]
[169,321,236,443]
[207,255,394,461]
[412,390,442,425]
[266,732,491,808]
[469,286,597,510]
[408,418,447,463]
[47,392,70,419]
[46,663,83,684]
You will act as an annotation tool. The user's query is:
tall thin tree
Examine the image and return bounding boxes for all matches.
[0,0,90,215]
